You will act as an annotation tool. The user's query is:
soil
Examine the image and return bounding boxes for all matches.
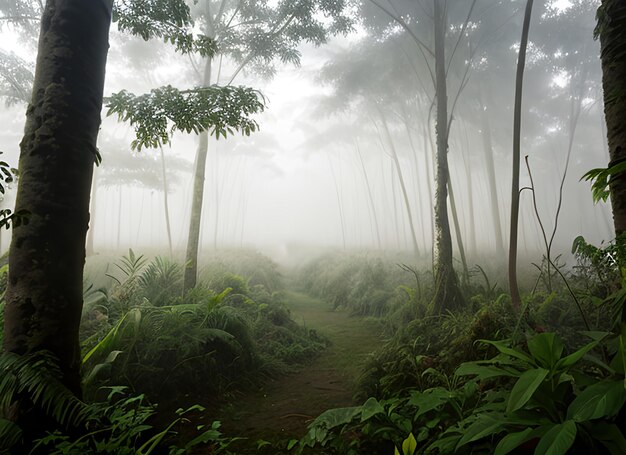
[215,291,384,453]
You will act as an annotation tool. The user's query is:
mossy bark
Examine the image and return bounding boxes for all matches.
[3,0,113,396]
[598,0,626,253]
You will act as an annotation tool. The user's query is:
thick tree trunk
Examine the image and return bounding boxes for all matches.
[598,0,626,252]
[432,0,463,313]
[3,0,113,397]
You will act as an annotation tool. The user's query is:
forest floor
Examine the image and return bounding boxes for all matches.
[215,291,384,453]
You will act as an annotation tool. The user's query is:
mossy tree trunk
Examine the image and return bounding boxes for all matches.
[597,0,626,252]
[432,0,463,312]
[3,0,113,396]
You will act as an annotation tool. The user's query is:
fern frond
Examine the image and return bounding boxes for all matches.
[0,351,87,427]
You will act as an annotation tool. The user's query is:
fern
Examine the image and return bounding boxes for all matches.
[0,351,87,429]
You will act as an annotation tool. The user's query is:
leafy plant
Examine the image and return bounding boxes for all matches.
[32,388,235,454]
[450,332,626,454]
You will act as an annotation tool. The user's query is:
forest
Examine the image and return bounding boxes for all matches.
[0,0,625,453]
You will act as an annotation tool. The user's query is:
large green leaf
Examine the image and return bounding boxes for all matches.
[494,425,551,455]
[527,333,564,370]
[567,380,626,422]
[311,406,361,429]
[456,413,506,448]
[494,428,534,455]
[408,388,453,419]
[360,397,385,422]
[479,340,533,364]
[555,336,605,371]
[455,361,521,380]
[506,368,549,413]
[534,421,577,455]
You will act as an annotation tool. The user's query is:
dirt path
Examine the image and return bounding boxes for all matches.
[217,291,383,452]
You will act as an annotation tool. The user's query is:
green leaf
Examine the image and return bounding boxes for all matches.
[534,421,577,455]
[527,333,564,370]
[506,368,549,413]
[555,340,600,371]
[310,406,360,430]
[567,380,626,422]
[456,361,521,380]
[360,397,385,422]
[479,339,533,364]
[408,388,452,419]
[494,428,534,455]
[401,433,417,455]
[457,413,506,448]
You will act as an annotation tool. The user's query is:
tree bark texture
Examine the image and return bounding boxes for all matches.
[3,0,113,396]
[183,55,212,292]
[183,130,209,292]
[598,0,626,245]
[432,0,463,313]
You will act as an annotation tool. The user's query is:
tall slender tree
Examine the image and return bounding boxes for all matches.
[179,0,352,292]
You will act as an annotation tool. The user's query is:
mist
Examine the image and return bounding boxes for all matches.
[0,0,612,266]
[1,0,624,453]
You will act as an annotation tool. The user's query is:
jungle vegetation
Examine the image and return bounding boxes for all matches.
[0,0,625,454]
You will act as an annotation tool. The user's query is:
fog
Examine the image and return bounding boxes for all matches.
[0,0,612,266]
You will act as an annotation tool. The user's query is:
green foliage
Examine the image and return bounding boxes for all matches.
[298,253,413,317]
[113,0,217,57]
[139,256,183,306]
[581,161,626,203]
[0,351,87,451]
[32,388,234,454]
[200,249,283,294]
[298,331,626,454]
[571,235,620,297]
[106,85,265,150]
[80,250,322,403]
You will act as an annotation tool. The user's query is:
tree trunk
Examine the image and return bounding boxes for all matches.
[159,145,173,258]
[183,57,212,292]
[597,0,626,254]
[116,186,122,249]
[86,167,98,256]
[479,94,504,255]
[448,174,469,283]
[356,143,382,249]
[183,130,209,292]
[3,0,113,397]
[509,0,534,310]
[380,114,420,257]
[432,0,463,313]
